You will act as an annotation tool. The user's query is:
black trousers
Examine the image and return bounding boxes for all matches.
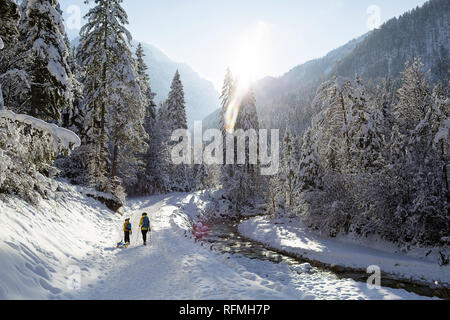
[142,230,148,243]
[124,231,130,244]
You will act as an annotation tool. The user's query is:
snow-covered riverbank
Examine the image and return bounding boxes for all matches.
[238,216,450,290]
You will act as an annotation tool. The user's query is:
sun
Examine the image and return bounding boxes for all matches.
[230,21,269,91]
[224,22,269,132]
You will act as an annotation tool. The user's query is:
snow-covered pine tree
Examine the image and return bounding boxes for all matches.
[61,40,84,136]
[163,70,191,192]
[17,0,73,122]
[153,101,172,193]
[52,37,89,187]
[372,77,397,136]
[0,0,30,114]
[266,126,300,218]
[222,84,261,213]
[108,51,148,193]
[385,61,448,245]
[393,58,432,134]
[133,43,161,195]
[192,162,208,191]
[219,68,235,136]
[218,69,237,201]
[279,127,298,209]
[396,60,434,182]
[135,43,157,122]
[234,85,260,172]
[165,70,188,131]
[431,83,449,199]
[296,127,323,193]
[0,0,20,73]
[78,0,146,200]
[348,76,384,172]
[312,76,355,172]
[266,174,282,217]
[78,0,115,196]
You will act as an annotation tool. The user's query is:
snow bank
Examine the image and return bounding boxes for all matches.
[239,217,450,288]
[161,193,430,300]
[0,110,80,150]
[0,182,120,299]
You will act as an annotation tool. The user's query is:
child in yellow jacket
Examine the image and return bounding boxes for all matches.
[123,218,132,244]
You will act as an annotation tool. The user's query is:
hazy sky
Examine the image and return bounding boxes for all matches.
[62,0,428,90]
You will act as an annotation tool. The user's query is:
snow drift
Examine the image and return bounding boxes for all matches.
[0,182,120,299]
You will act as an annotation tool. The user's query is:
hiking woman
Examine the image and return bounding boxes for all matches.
[139,213,151,246]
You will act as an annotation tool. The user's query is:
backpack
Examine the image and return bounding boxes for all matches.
[142,216,149,229]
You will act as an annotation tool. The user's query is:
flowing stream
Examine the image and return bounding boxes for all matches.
[199,218,449,300]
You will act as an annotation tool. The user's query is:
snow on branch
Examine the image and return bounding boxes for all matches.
[0,110,81,151]
[0,110,81,203]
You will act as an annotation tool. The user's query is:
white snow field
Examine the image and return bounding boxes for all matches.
[239,216,450,288]
[0,182,119,299]
[0,186,433,300]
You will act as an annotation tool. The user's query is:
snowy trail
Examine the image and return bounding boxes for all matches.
[76,194,297,300]
[75,193,431,300]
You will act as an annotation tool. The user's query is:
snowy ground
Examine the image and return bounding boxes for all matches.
[239,216,450,289]
[0,186,434,299]
[0,182,120,299]
[76,192,430,300]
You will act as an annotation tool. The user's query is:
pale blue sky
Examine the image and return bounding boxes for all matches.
[62,0,428,89]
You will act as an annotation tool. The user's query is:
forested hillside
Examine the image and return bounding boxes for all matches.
[333,0,449,82]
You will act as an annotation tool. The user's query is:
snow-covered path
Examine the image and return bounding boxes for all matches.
[77,194,297,299]
[75,193,431,300]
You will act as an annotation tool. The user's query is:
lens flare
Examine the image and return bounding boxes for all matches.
[224,79,249,132]
[225,22,269,132]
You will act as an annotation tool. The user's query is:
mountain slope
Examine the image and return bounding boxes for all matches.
[137,42,220,127]
[254,33,369,106]
[332,0,450,82]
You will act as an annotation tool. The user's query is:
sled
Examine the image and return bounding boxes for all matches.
[116,242,129,249]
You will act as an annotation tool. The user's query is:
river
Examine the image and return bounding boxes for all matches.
[199,218,449,299]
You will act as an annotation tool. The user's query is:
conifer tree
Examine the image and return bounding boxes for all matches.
[393,59,431,133]
[17,0,74,122]
[221,82,261,213]
[0,0,20,74]
[78,0,145,198]
[133,43,160,195]
[279,127,298,208]
[166,70,188,131]
[162,71,191,192]
[296,127,323,193]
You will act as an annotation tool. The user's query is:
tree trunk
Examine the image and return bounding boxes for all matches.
[111,141,119,180]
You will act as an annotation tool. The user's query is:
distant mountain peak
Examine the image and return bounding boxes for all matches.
[133,41,220,128]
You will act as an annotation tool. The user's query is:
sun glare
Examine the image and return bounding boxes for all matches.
[225,22,269,132]
[230,21,269,90]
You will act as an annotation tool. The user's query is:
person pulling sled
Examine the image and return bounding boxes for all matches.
[139,213,151,246]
